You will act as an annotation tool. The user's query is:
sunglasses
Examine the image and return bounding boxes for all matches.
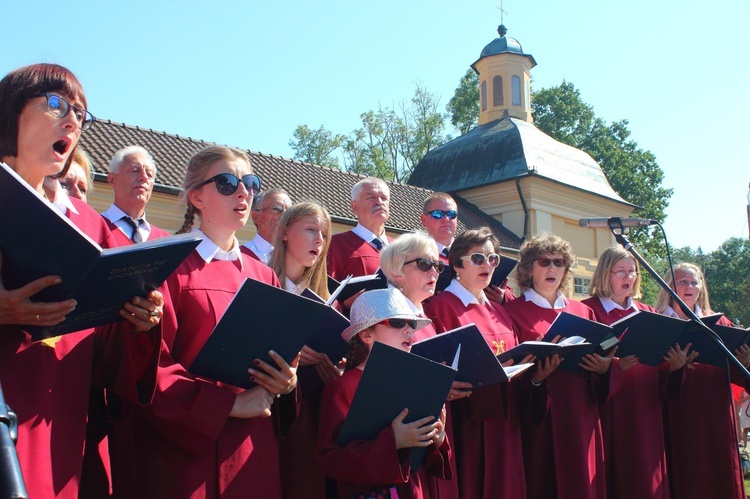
[196,173,261,196]
[426,209,458,220]
[378,318,418,330]
[36,93,95,131]
[404,257,445,273]
[460,253,500,268]
[536,257,566,268]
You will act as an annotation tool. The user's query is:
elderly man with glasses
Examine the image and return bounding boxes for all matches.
[101,145,170,245]
[242,187,293,264]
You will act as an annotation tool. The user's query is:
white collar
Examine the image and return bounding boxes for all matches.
[445,279,486,307]
[194,229,243,267]
[523,287,567,309]
[664,304,703,318]
[283,278,304,295]
[599,295,637,313]
[102,204,151,227]
[45,176,78,215]
[352,223,388,247]
[243,234,273,263]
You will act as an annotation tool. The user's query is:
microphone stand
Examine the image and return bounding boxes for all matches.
[611,226,750,379]
[0,381,27,498]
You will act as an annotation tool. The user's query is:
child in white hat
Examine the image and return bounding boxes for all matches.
[316,288,452,498]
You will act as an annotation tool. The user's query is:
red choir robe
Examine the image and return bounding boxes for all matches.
[424,289,527,499]
[316,367,452,499]
[81,217,172,498]
[326,230,389,280]
[503,296,609,499]
[109,251,290,498]
[412,321,461,499]
[0,197,161,499]
[663,313,746,499]
[582,296,676,499]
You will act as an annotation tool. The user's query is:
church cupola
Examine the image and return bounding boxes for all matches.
[471,25,537,124]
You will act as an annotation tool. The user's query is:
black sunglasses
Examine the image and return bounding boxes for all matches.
[378,318,418,329]
[404,257,445,273]
[536,257,566,268]
[196,173,261,196]
[426,209,458,220]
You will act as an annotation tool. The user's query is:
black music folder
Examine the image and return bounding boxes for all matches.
[190,278,350,388]
[337,341,456,469]
[0,162,200,338]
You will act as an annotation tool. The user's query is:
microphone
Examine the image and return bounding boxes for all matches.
[578,217,658,229]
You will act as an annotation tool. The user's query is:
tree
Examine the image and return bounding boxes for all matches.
[288,125,346,169]
[342,83,446,182]
[447,69,479,135]
[531,82,673,256]
[704,237,750,326]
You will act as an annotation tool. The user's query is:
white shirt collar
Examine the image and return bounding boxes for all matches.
[194,229,243,267]
[45,176,78,216]
[101,203,153,238]
[599,295,637,314]
[523,287,567,309]
[664,304,703,318]
[242,234,273,264]
[445,279,486,307]
[352,223,388,248]
[283,278,304,295]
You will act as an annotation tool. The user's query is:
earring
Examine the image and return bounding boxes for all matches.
[456,274,461,281]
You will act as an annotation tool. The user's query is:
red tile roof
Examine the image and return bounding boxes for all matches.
[80,119,521,248]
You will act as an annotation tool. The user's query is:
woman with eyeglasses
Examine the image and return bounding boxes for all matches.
[581,246,689,499]
[317,288,451,499]
[655,263,746,499]
[0,63,164,498]
[503,234,614,499]
[108,146,299,498]
[268,201,342,499]
[380,232,467,499]
[423,227,532,498]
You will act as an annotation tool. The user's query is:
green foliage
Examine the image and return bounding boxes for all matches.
[638,239,750,326]
[291,83,446,182]
[288,125,346,169]
[447,70,479,135]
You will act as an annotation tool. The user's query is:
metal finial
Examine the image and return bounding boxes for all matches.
[498,25,508,37]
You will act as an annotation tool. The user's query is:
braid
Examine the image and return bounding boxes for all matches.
[176,205,196,235]
[344,335,370,372]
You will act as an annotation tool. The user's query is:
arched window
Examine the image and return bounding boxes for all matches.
[512,75,522,106]
[481,80,487,111]
[493,75,504,106]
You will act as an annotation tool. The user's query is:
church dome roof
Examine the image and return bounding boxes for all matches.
[472,25,537,71]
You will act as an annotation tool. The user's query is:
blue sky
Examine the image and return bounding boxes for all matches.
[4,0,749,252]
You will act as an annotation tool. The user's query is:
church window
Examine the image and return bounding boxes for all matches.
[481,80,487,111]
[493,76,504,106]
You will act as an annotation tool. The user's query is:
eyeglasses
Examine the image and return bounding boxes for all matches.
[36,93,94,131]
[378,318,418,330]
[611,270,639,279]
[196,173,261,196]
[676,279,700,288]
[255,205,286,214]
[536,257,566,268]
[460,253,500,268]
[404,257,445,273]
[426,209,458,220]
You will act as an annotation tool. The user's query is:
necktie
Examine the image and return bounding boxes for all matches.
[123,217,144,243]
[442,247,450,258]
[371,237,383,251]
